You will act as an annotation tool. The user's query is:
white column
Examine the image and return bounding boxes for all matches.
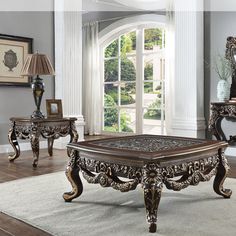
[54,0,85,147]
[170,0,205,138]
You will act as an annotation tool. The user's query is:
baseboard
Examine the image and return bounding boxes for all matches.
[170,117,206,138]
[172,117,206,130]
[225,146,236,157]
[0,136,85,154]
[54,137,70,149]
[0,141,47,154]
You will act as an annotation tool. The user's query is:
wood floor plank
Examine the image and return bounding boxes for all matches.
[0,212,51,236]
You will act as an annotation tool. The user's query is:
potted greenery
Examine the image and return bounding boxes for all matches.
[214,55,232,101]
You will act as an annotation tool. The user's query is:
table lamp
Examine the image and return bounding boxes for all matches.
[21,52,55,119]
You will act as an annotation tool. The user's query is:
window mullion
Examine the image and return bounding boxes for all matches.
[161,29,165,134]
[117,36,121,132]
[136,28,144,134]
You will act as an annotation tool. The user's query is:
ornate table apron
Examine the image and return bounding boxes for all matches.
[8,117,78,167]
[209,102,236,143]
[63,135,232,233]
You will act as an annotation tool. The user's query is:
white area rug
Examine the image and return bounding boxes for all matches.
[0,172,235,236]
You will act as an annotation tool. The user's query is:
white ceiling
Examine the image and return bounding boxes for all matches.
[83,0,236,12]
[83,0,166,12]
[113,0,166,11]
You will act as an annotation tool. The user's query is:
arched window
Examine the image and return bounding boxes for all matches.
[100,15,166,135]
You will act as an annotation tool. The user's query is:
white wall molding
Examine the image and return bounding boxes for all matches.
[172,118,206,130]
[225,146,236,157]
[0,133,85,154]
[55,0,85,141]
[99,14,166,46]
[169,0,205,138]
[171,117,206,138]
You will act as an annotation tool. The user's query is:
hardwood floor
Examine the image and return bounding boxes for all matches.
[0,137,235,236]
[0,149,67,236]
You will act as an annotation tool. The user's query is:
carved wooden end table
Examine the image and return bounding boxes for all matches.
[8,117,78,167]
[209,102,236,142]
[63,135,232,233]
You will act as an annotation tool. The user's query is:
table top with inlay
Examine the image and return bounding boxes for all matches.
[68,135,227,162]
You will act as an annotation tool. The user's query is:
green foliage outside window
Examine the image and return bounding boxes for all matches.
[104,40,118,58]
[144,28,163,50]
[120,112,133,132]
[104,59,118,82]
[144,98,162,120]
[104,94,133,132]
[121,58,136,82]
[121,35,133,55]
[144,63,153,93]
[144,63,153,81]
[105,57,136,105]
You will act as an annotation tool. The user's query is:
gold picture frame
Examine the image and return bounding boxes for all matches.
[0,34,33,86]
[46,99,63,118]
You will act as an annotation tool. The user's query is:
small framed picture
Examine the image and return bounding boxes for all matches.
[46,99,63,118]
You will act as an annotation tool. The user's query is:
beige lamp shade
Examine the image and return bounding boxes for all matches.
[21,53,55,76]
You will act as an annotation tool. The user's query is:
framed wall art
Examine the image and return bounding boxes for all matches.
[46,99,63,118]
[0,34,33,87]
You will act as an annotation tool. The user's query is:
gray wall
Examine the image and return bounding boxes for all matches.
[205,11,236,140]
[0,12,54,145]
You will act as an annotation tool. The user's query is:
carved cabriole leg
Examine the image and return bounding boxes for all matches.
[63,150,83,202]
[213,149,232,198]
[67,121,79,156]
[209,105,226,141]
[30,127,40,168]
[8,122,20,162]
[215,117,227,141]
[142,164,163,233]
[70,121,79,143]
[47,137,54,156]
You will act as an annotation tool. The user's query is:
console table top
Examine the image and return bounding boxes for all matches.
[10,117,77,123]
[211,101,236,105]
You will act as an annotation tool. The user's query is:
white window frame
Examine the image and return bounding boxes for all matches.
[99,14,166,136]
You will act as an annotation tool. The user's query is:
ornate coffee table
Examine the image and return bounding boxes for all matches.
[63,135,232,233]
[8,117,78,167]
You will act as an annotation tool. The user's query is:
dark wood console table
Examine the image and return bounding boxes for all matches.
[209,102,236,142]
[63,135,232,233]
[8,117,78,167]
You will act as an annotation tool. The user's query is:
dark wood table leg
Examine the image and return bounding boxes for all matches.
[30,130,40,168]
[213,149,232,198]
[67,122,79,156]
[63,150,83,202]
[70,122,79,142]
[47,137,54,156]
[214,117,227,141]
[8,122,20,162]
[142,164,163,233]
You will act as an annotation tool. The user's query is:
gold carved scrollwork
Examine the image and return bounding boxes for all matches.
[81,169,139,192]
[163,155,219,191]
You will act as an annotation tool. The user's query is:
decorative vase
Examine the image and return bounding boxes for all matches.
[217,79,230,102]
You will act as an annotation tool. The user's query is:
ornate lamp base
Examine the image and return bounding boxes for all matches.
[31,110,44,119]
[31,76,45,119]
